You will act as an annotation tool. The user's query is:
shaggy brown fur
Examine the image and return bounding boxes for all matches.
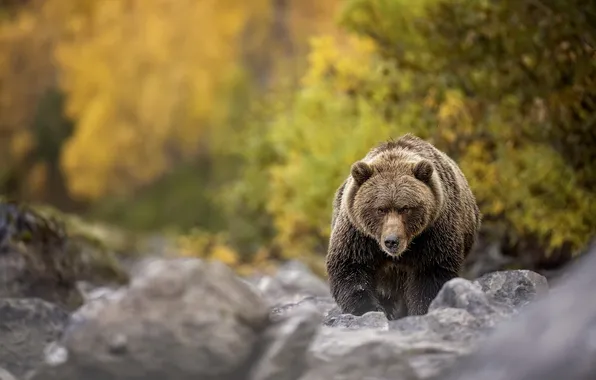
[326,134,481,319]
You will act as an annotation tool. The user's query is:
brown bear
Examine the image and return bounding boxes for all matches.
[326,133,481,319]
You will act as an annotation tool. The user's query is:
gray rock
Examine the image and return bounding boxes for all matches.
[0,202,129,312]
[0,367,18,380]
[271,296,339,322]
[473,270,549,309]
[7,257,550,380]
[66,287,127,333]
[300,270,549,380]
[0,242,84,311]
[428,278,511,328]
[301,327,465,380]
[249,303,322,380]
[251,261,330,306]
[74,281,118,303]
[438,244,596,380]
[323,311,389,330]
[430,270,548,327]
[300,282,481,380]
[30,257,270,380]
[390,308,484,342]
[0,298,69,378]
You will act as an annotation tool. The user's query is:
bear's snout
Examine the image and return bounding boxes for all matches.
[380,212,407,256]
[383,235,399,253]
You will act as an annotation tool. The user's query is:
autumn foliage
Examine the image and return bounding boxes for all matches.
[0,0,594,273]
[222,0,596,264]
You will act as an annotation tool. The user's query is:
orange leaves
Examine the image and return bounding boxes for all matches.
[302,34,377,91]
[0,10,54,162]
[53,0,269,200]
[287,0,342,42]
[0,0,350,206]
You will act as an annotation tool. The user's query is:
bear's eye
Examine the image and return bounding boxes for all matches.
[398,207,410,214]
[376,207,386,215]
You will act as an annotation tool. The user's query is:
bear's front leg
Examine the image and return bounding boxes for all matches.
[327,260,383,316]
[404,267,458,316]
[330,277,384,316]
[378,269,409,320]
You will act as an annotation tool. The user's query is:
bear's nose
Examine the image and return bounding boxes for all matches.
[383,235,399,251]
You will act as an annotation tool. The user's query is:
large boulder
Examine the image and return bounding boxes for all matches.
[248,260,331,307]
[0,298,69,378]
[16,253,551,380]
[0,367,18,380]
[248,303,322,380]
[30,257,270,380]
[0,201,130,311]
[296,270,548,380]
[438,242,596,380]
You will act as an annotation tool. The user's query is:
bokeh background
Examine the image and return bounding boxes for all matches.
[1,0,594,278]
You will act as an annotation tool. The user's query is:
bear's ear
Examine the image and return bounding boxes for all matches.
[351,161,374,186]
[413,160,433,183]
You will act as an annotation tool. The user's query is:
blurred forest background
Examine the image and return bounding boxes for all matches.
[1,0,595,278]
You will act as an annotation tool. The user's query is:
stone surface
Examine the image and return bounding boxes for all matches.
[323,311,389,330]
[438,243,596,380]
[301,328,420,380]
[0,367,18,380]
[250,260,331,307]
[0,232,84,310]
[30,257,270,380]
[0,298,69,379]
[271,296,339,322]
[1,250,559,380]
[472,269,549,310]
[249,303,322,380]
[268,268,548,380]
[0,202,130,311]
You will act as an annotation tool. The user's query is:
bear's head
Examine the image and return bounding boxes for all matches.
[346,157,443,257]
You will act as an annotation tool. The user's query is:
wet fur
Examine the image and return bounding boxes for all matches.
[326,134,481,319]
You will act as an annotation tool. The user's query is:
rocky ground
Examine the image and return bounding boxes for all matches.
[0,239,594,380]
[0,202,595,380]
